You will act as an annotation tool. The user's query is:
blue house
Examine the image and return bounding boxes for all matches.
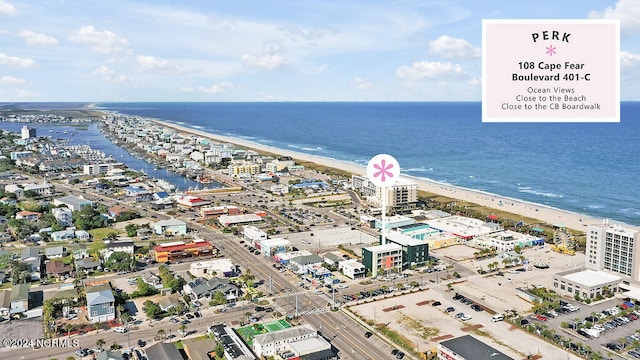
[85,284,115,323]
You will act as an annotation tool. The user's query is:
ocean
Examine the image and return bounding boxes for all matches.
[4,102,639,226]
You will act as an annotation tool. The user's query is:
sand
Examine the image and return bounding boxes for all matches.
[153,119,603,231]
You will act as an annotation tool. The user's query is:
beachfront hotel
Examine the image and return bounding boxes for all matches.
[585,222,640,284]
[351,175,418,214]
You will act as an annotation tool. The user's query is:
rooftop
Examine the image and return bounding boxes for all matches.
[440,335,513,360]
[561,269,622,287]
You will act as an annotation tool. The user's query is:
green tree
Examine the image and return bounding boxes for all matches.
[104,252,133,272]
[156,328,165,339]
[72,205,107,230]
[210,291,227,306]
[125,223,138,237]
[10,260,32,284]
[143,300,162,320]
[96,338,105,349]
[179,323,187,336]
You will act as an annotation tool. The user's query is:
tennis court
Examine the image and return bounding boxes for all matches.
[236,320,292,346]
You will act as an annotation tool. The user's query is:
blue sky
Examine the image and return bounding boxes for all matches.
[0,0,639,101]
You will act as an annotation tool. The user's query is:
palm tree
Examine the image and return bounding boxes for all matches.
[156,328,165,340]
[179,323,187,337]
[96,338,105,349]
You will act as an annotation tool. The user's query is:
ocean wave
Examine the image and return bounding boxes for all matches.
[404,167,434,173]
[192,125,204,129]
[587,204,604,209]
[301,146,323,152]
[518,187,564,198]
[288,144,301,149]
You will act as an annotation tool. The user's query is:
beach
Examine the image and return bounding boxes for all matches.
[153,119,604,232]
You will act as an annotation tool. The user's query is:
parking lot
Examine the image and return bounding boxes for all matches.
[349,289,579,359]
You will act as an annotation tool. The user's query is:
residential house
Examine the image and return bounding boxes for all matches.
[182,337,219,360]
[75,258,101,274]
[102,240,134,261]
[45,246,67,259]
[96,350,126,360]
[144,342,183,360]
[142,271,163,289]
[72,244,89,260]
[15,210,41,222]
[10,283,30,314]
[106,205,132,220]
[85,284,115,323]
[75,230,91,241]
[45,260,73,279]
[0,215,8,225]
[20,247,42,281]
[182,277,240,301]
[0,289,10,316]
[51,207,73,227]
[157,294,181,312]
[51,228,76,242]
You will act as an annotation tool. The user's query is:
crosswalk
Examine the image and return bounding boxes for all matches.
[272,290,311,299]
[297,307,330,316]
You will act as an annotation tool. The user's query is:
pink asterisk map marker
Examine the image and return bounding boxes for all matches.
[367,154,400,188]
[546,44,556,56]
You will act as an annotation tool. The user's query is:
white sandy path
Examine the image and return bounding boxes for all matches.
[154,119,603,231]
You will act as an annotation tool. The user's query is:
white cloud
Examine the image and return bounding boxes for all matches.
[15,88,37,98]
[179,87,194,92]
[94,66,133,83]
[136,55,190,74]
[241,41,289,70]
[0,53,35,67]
[69,26,128,54]
[241,53,288,70]
[396,61,467,80]
[19,30,59,46]
[429,35,480,59]
[0,0,16,16]
[198,82,234,94]
[621,50,640,67]
[0,75,25,85]
[353,77,374,90]
[589,0,640,33]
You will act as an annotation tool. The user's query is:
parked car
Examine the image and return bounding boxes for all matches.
[364,331,373,338]
[75,349,90,357]
[432,301,442,306]
[445,307,455,313]
[114,326,128,333]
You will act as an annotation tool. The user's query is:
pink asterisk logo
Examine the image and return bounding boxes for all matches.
[373,159,394,183]
[546,45,556,56]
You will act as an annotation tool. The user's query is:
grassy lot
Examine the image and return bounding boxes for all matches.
[89,227,122,241]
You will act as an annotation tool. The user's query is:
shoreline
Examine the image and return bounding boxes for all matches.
[150,118,616,232]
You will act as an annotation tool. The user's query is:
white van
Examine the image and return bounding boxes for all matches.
[492,314,504,322]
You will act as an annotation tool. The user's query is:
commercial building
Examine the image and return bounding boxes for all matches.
[362,243,403,278]
[472,230,544,253]
[585,222,640,284]
[338,259,367,280]
[352,175,418,214]
[218,214,263,227]
[243,225,267,246]
[437,335,513,360]
[259,238,291,257]
[21,126,36,139]
[150,239,214,263]
[229,160,260,177]
[253,324,335,359]
[385,231,429,269]
[200,205,240,218]
[53,195,93,212]
[394,223,459,249]
[153,218,188,235]
[189,259,236,278]
[553,268,621,299]
[423,215,494,241]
